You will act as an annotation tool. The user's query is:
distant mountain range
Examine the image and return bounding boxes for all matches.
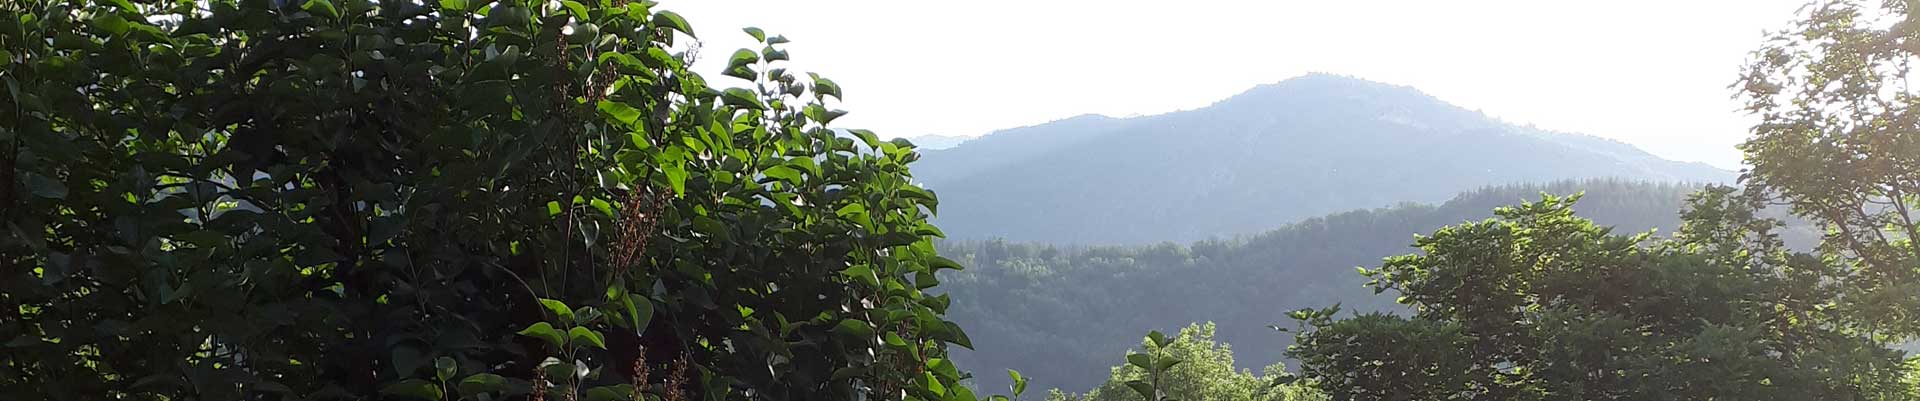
[912,73,1734,244]
[938,180,1773,394]
[903,134,973,150]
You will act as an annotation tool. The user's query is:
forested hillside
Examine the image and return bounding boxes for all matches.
[913,74,1733,244]
[936,180,1719,393]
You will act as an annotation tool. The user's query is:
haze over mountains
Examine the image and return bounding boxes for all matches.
[938,180,1723,393]
[910,73,1734,244]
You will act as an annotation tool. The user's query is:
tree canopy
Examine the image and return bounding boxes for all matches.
[1,1,975,400]
[1288,193,1914,401]
[1735,0,1920,339]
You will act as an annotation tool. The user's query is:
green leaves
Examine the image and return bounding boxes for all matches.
[434,357,457,382]
[457,373,510,395]
[380,379,443,401]
[835,319,875,340]
[720,87,766,110]
[568,327,606,349]
[652,11,693,37]
[1147,330,1172,348]
[618,292,654,334]
[809,74,843,100]
[5,1,974,400]
[90,14,129,36]
[539,298,576,324]
[302,0,340,19]
[725,49,759,80]
[1008,369,1029,397]
[517,322,566,348]
[598,100,642,125]
[1124,380,1155,400]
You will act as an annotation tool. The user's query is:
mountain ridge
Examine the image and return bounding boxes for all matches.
[913,73,1735,244]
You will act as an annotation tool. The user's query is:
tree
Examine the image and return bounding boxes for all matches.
[1735,0,1920,339]
[1289,194,1914,401]
[0,1,977,400]
[1054,324,1320,401]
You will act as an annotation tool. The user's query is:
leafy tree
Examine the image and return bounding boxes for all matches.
[0,1,976,401]
[1288,194,1913,401]
[1735,0,1920,339]
[1052,324,1320,401]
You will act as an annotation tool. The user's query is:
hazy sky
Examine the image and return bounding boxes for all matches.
[665,1,1810,169]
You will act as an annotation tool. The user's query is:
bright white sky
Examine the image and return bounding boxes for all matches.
[664,0,1810,169]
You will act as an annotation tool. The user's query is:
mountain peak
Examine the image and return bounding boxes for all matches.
[1222,73,1440,106]
[912,74,1733,244]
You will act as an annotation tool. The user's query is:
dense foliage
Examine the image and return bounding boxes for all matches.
[940,180,1723,392]
[912,74,1732,244]
[1045,324,1321,401]
[0,1,978,400]
[1736,0,1920,340]
[1289,192,1912,401]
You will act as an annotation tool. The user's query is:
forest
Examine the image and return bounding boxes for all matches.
[3,0,1920,401]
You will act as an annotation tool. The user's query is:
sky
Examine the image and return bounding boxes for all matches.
[663,0,1812,169]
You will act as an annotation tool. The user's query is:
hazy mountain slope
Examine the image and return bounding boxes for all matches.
[915,74,1735,244]
[937,180,1719,394]
[902,134,974,150]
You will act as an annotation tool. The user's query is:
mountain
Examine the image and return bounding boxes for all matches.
[913,73,1735,244]
[903,134,975,150]
[938,180,1781,394]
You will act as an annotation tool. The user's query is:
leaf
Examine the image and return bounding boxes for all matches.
[91,14,130,36]
[1127,353,1153,370]
[743,27,766,42]
[761,165,803,184]
[1154,358,1181,372]
[392,344,427,376]
[103,0,138,12]
[590,198,614,217]
[1125,380,1155,400]
[652,11,693,37]
[622,293,655,334]
[435,357,457,382]
[302,0,340,18]
[928,256,963,271]
[724,49,759,80]
[584,385,637,401]
[568,327,607,349]
[762,46,788,62]
[457,373,510,395]
[539,298,576,323]
[438,0,467,10]
[802,104,848,125]
[943,321,974,349]
[834,319,874,340]
[848,129,882,150]
[380,379,444,401]
[559,0,589,20]
[720,88,765,110]
[598,101,642,125]
[517,322,566,348]
[25,172,65,200]
[1008,369,1029,396]
[809,73,842,99]
[727,49,759,69]
[1148,330,1173,348]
